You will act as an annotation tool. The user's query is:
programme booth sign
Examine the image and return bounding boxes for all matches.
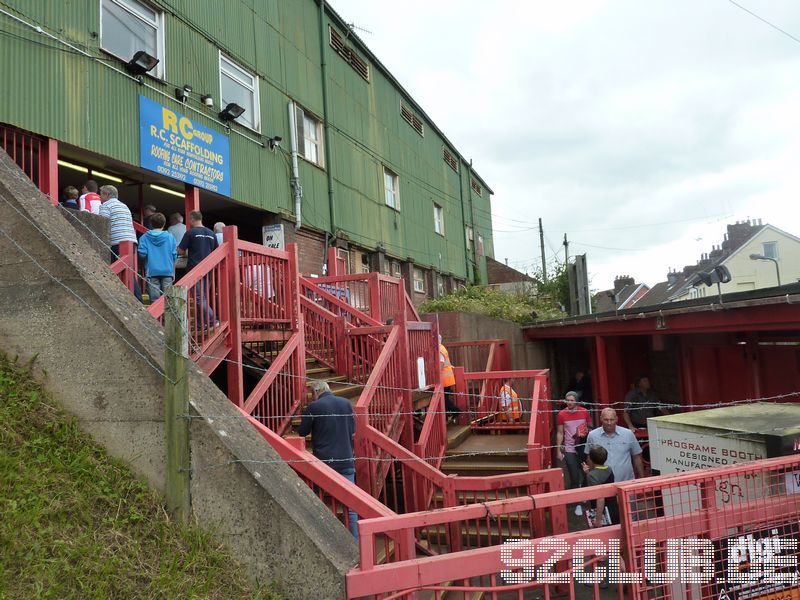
[139,95,231,196]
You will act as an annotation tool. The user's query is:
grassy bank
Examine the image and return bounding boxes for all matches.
[0,354,279,599]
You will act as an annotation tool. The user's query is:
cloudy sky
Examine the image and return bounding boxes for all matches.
[330,0,800,290]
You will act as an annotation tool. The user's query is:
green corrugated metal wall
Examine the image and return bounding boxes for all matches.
[0,0,494,280]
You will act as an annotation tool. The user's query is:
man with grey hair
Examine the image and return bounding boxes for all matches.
[297,380,358,538]
[99,184,141,302]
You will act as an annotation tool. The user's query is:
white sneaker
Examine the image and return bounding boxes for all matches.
[574,504,583,516]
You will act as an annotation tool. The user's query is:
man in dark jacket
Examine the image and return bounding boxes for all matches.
[178,211,218,329]
[297,380,358,538]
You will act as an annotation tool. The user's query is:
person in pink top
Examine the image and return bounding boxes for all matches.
[556,391,592,515]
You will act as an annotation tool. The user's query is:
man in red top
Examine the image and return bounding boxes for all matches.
[78,180,102,214]
[556,391,592,515]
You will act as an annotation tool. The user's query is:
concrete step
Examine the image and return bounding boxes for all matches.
[446,425,472,449]
[440,458,528,476]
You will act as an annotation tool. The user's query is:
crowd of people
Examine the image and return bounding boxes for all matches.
[58,180,228,305]
[556,370,673,530]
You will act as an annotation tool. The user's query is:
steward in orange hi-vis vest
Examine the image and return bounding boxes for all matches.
[439,344,456,388]
[499,383,521,422]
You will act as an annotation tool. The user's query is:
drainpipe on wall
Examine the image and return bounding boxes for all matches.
[287,101,303,231]
[456,154,471,282]
[319,0,336,270]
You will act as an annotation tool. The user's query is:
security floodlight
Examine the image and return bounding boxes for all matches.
[125,50,159,75]
[219,102,245,122]
[696,265,732,304]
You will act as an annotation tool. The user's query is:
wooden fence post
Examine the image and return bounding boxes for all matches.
[164,285,191,522]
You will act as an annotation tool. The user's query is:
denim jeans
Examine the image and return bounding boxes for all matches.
[147,276,173,301]
[339,468,359,539]
[193,275,216,328]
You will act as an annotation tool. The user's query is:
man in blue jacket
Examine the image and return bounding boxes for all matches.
[138,212,177,301]
[297,380,359,538]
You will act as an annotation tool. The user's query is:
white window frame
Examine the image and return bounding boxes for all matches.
[413,267,425,293]
[219,52,261,132]
[436,274,445,297]
[294,103,324,167]
[762,241,779,260]
[384,167,399,210]
[100,0,165,79]
[391,260,402,279]
[433,203,444,236]
[465,226,474,252]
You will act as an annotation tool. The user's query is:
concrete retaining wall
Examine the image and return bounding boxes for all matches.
[0,152,355,599]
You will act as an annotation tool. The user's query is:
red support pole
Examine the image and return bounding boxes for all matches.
[184,183,200,222]
[287,243,306,406]
[224,226,244,407]
[595,335,610,413]
[368,273,381,322]
[396,282,414,452]
[118,241,135,292]
[39,138,58,205]
[327,246,338,276]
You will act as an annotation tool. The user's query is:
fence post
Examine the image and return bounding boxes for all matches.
[164,285,191,522]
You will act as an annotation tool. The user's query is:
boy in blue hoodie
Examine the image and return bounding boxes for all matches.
[138,212,177,301]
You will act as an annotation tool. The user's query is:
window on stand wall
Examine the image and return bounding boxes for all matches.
[433,203,444,235]
[294,104,324,167]
[465,226,474,252]
[413,267,425,293]
[219,53,260,132]
[392,260,402,279]
[762,241,778,259]
[436,274,445,297]
[384,167,399,209]
[101,0,164,79]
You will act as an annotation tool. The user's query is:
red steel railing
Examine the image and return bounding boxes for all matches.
[300,295,341,370]
[406,321,438,390]
[238,241,293,327]
[109,240,137,294]
[242,331,305,436]
[348,456,800,599]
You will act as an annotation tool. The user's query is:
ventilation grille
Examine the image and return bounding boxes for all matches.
[443,147,458,172]
[400,103,424,136]
[329,27,370,81]
[470,179,482,196]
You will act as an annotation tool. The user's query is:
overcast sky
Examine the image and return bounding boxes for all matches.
[330,0,800,290]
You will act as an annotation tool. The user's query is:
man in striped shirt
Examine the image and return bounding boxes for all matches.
[99,185,142,302]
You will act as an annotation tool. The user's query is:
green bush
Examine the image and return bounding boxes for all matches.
[420,265,570,324]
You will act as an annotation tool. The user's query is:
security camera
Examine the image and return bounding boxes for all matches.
[200,94,214,108]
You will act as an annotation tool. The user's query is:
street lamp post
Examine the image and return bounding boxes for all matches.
[749,253,781,286]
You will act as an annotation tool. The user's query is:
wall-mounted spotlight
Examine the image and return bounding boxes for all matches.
[125,50,159,76]
[219,102,245,122]
[175,84,192,103]
[267,135,282,150]
[200,94,214,108]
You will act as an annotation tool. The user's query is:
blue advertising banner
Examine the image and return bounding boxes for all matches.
[138,95,231,196]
